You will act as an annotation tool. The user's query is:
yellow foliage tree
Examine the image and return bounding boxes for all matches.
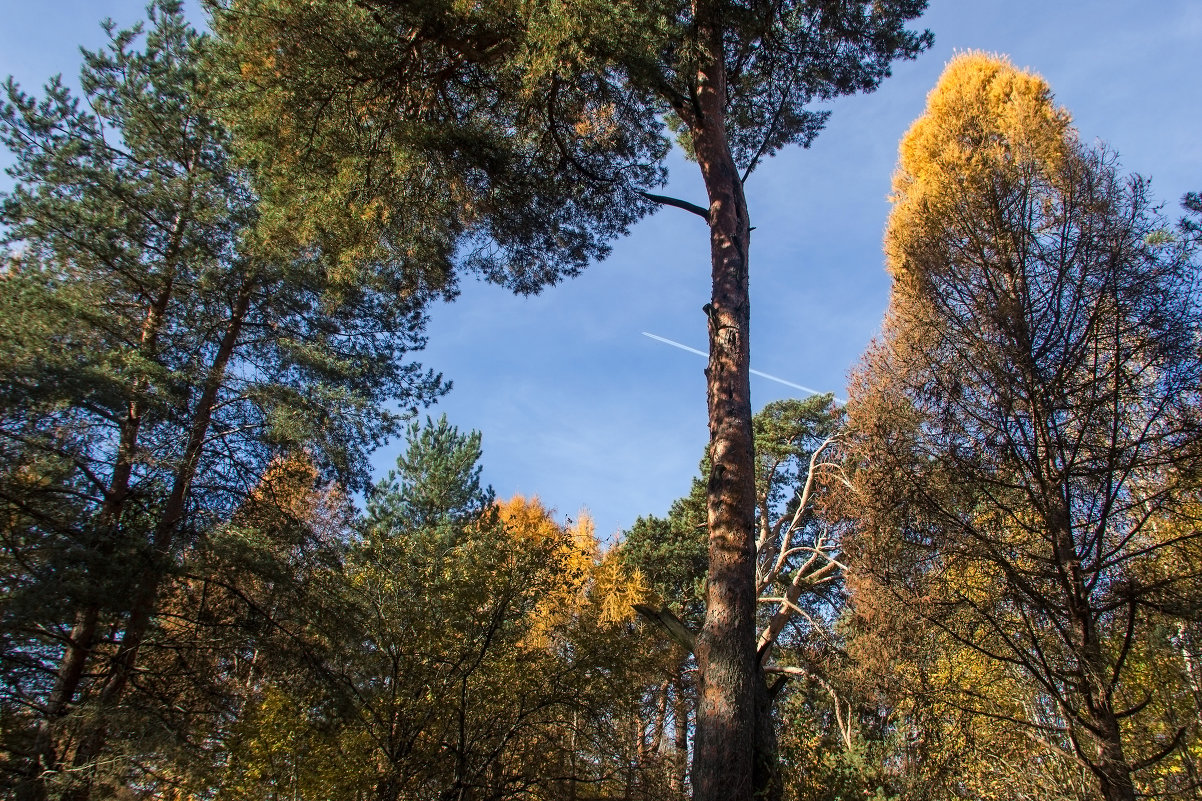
[495,495,634,648]
[885,52,1071,284]
[846,52,1202,801]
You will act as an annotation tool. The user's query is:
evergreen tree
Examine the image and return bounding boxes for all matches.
[626,394,847,798]
[129,451,353,799]
[206,4,932,794]
[0,4,442,797]
[224,420,656,801]
[366,415,494,534]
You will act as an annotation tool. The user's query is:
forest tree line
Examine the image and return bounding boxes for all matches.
[1,3,1200,801]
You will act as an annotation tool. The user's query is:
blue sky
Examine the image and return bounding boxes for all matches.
[3,1,1200,538]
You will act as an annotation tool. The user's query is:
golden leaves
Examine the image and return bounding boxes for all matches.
[494,494,647,647]
[886,52,1072,280]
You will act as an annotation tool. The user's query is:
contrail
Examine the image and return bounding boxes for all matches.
[642,332,844,403]
[642,332,708,358]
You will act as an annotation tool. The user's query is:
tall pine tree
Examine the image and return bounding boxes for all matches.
[207,3,932,796]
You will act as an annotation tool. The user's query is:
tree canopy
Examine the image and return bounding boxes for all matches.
[5,3,1201,801]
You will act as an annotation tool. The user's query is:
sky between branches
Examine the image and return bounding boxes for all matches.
[2,0,1199,538]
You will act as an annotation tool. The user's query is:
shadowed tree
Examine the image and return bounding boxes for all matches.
[0,5,443,797]
[628,394,846,799]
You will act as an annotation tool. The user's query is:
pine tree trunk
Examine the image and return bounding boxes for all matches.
[754,675,783,801]
[688,15,759,801]
[672,669,689,795]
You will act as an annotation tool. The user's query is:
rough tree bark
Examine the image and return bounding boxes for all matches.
[686,14,761,801]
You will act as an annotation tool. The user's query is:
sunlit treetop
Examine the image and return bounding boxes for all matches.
[494,494,649,646]
[885,52,1073,279]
